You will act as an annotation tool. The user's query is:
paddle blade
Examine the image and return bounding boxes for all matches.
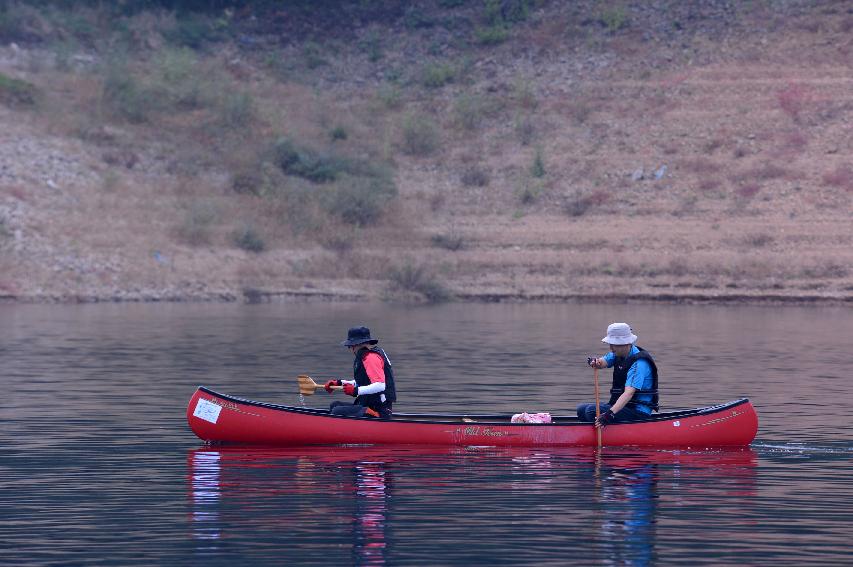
[297,374,320,396]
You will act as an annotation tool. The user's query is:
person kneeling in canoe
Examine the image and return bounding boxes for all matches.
[578,322,659,428]
[324,326,396,419]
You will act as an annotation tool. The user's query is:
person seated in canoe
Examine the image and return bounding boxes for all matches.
[324,326,396,419]
[578,322,659,428]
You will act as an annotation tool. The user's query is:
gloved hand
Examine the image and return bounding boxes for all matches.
[343,383,358,397]
[587,357,595,367]
[587,356,602,368]
[596,410,616,428]
[324,379,341,393]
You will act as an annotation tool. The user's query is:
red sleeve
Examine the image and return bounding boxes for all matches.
[363,352,386,383]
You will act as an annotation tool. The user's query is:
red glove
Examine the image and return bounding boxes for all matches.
[324,379,341,393]
[343,383,358,397]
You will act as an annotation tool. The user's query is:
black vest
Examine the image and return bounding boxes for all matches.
[609,347,659,411]
[353,347,397,410]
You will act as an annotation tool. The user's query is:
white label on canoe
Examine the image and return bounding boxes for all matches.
[193,398,222,424]
[673,420,681,427]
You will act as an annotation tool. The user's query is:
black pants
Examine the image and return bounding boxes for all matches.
[330,401,392,419]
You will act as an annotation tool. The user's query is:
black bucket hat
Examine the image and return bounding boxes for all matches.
[341,326,379,347]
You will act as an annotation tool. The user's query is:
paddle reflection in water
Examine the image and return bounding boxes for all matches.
[187,446,757,565]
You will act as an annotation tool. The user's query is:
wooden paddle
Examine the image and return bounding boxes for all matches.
[298,374,342,396]
[593,366,602,448]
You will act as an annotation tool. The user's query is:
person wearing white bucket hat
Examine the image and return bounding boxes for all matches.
[576,323,659,427]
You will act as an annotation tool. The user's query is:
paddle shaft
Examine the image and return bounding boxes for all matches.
[310,383,343,391]
[593,366,602,448]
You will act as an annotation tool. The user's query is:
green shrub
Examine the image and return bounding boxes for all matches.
[242,287,264,303]
[274,138,346,183]
[563,189,609,217]
[517,180,542,205]
[271,138,398,226]
[384,67,403,82]
[318,229,355,253]
[270,177,323,234]
[323,172,397,226]
[0,8,24,43]
[302,41,327,69]
[401,113,440,156]
[389,260,452,302]
[233,225,265,253]
[801,261,849,279]
[421,62,456,88]
[0,72,38,107]
[461,165,490,187]
[403,7,436,29]
[231,170,265,196]
[514,114,535,145]
[476,0,531,44]
[102,60,156,123]
[599,8,629,33]
[563,190,592,217]
[531,148,545,178]
[360,31,383,62]
[52,41,76,72]
[474,25,508,45]
[0,217,11,240]
[453,93,489,130]
[179,201,219,245]
[513,78,538,109]
[218,91,254,129]
[494,0,532,23]
[63,12,98,47]
[164,14,225,49]
[377,83,403,109]
[431,232,465,251]
[157,48,205,110]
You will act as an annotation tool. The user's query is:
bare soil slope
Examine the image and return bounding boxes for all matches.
[0,1,850,304]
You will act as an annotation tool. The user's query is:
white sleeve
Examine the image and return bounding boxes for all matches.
[356,381,386,395]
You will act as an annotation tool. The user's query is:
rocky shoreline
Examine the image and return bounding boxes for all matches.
[2,286,850,306]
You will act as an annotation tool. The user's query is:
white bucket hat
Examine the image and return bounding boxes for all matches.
[602,322,638,345]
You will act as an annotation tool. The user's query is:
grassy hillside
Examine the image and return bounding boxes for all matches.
[0,0,851,303]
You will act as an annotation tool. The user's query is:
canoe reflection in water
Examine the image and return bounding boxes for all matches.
[595,448,757,566]
[189,450,222,544]
[187,446,757,565]
[352,460,389,565]
[187,446,396,565]
[598,459,659,565]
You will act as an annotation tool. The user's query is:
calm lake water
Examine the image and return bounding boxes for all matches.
[2,301,851,565]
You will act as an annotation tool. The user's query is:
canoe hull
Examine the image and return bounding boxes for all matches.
[187,387,758,447]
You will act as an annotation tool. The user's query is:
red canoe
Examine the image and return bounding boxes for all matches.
[187,387,758,447]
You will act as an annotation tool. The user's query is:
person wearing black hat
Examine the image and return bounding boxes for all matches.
[324,326,397,419]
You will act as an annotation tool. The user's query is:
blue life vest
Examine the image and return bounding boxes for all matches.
[608,347,659,411]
